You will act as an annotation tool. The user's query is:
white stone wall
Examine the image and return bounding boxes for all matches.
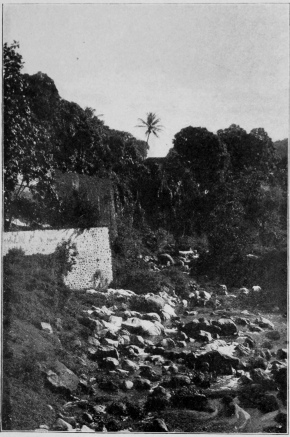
[3,228,113,290]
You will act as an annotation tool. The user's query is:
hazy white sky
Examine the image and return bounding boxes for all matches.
[4,3,289,157]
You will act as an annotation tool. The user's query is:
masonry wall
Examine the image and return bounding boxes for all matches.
[3,227,113,290]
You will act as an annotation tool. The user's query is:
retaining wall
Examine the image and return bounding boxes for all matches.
[3,227,113,290]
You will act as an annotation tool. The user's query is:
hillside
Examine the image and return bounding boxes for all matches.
[3,41,288,433]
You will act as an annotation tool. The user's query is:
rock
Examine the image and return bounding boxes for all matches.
[121,380,134,391]
[82,412,93,422]
[234,344,251,357]
[106,419,121,432]
[145,394,170,411]
[196,350,240,375]
[88,336,101,347]
[261,341,273,349]
[143,294,166,312]
[248,324,264,333]
[122,318,164,336]
[146,418,169,432]
[215,318,238,336]
[107,401,127,416]
[78,315,104,332]
[171,387,209,411]
[252,285,262,292]
[276,348,287,360]
[53,418,73,431]
[92,306,113,321]
[182,299,188,308]
[40,322,53,334]
[165,375,191,388]
[80,425,95,432]
[140,365,158,380]
[265,330,281,341]
[100,357,119,370]
[122,359,139,372]
[166,363,179,374]
[179,331,188,341]
[256,317,274,330]
[71,338,82,348]
[102,337,119,348]
[176,340,187,348]
[118,334,131,345]
[99,345,120,360]
[239,287,250,295]
[259,394,280,413]
[108,315,123,327]
[217,284,228,295]
[250,368,276,389]
[194,330,212,343]
[163,303,177,318]
[160,338,176,349]
[243,337,255,348]
[130,334,145,347]
[234,317,249,326]
[107,288,136,299]
[98,380,119,391]
[134,378,151,390]
[142,312,161,323]
[46,361,79,394]
[158,253,175,265]
[249,356,268,370]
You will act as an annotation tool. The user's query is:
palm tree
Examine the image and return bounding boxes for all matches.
[137,112,163,145]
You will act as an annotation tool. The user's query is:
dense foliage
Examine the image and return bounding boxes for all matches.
[4,42,287,282]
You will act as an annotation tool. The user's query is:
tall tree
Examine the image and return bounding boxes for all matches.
[3,42,55,229]
[137,112,163,145]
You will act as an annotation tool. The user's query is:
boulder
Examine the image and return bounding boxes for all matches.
[194,330,212,343]
[146,418,169,432]
[158,253,175,265]
[217,284,228,295]
[196,350,240,375]
[261,341,273,349]
[78,316,104,331]
[107,288,136,299]
[121,380,134,391]
[265,331,281,341]
[142,312,161,323]
[130,334,145,348]
[234,317,249,326]
[53,418,73,431]
[40,322,53,334]
[88,336,101,347]
[171,388,209,411]
[215,318,238,336]
[134,378,152,390]
[122,318,164,336]
[249,356,268,370]
[163,303,177,318]
[276,348,287,360]
[102,338,119,348]
[250,368,276,390]
[143,294,166,312]
[122,359,139,372]
[100,357,119,370]
[94,346,119,360]
[165,375,191,388]
[46,361,79,394]
[256,317,274,330]
[258,394,280,413]
[160,338,176,349]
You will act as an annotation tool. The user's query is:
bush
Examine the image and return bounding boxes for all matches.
[117,269,171,295]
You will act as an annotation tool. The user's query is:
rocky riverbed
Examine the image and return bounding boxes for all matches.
[36,284,288,433]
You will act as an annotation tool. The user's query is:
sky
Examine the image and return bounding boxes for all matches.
[3,3,289,157]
